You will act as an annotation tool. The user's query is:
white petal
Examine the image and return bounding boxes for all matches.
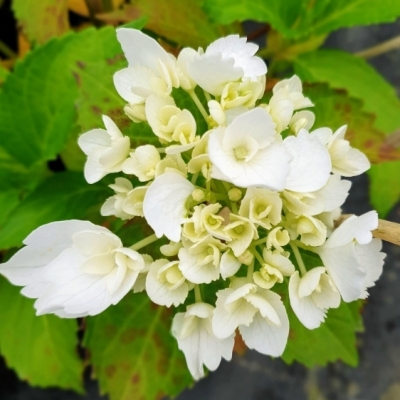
[239,290,289,356]
[355,238,385,298]
[284,130,331,192]
[297,267,326,298]
[78,129,111,156]
[220,250,242,279]
[212,288,257,338]
[143,173,194,241]
[289,271,326,330]
[318,242,366,302]
[325,211,378,248]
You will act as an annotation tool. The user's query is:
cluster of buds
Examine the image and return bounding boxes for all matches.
[0,29,385,380]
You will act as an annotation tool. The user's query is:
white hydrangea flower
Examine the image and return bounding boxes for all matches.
[208,108,292,190]
[172,302,234,380]
[283,129,331,192]
[212,278,289,356]
[327,125,371,177]
[187,35,267,96]
[0,220,145,317]
[178,235,226,284]
[143,172,194,241]
[122,186,148,218]
[317,211,385,302]
[78,115,130,184]
[145,259,191,306]
[133,254,153,293]
[113,28,179,122]
[289,110,315,134]
[122,145,160,181]
[282,174,351,217]
[239,188,282,229]
[176,47,198,91]
[253,250,295,290]
[224,214,258,257]
[101,177,134,220]
[220,79,264,110]
[266,227,290,252]
[289,267,340,329]
[286,213,327,246]
[220,250,242,279]
[272,75,313,110]
[155,153,187,177]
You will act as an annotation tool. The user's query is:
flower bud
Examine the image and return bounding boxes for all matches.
[228,188,242,202]
[192,189,205,202]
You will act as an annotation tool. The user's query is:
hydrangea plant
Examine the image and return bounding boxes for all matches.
[0,28,387,381]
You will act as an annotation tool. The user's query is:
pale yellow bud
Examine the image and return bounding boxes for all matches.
[228,188,242,202]
[192,189,205,202]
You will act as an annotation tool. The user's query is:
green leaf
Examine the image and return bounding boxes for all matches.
[13,0,70,44]
[0,277,83,390]
[0,25,133,170]
[294,50,400,133]
[0,64,9,85]
[283,299,363,367]
[84,292,192,400]
[368,161,400,217]
[302,83,400,164]
[0,190,20,226]
[0,171,109,249]
[203,0,400,39]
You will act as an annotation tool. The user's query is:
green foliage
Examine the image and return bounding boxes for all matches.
[283,300,363,367]
[294,50,400,133]
[0,172,109,249]
[369,161,400,217]
[0,64,9,85]
[303,84,400,164]
[84,292,193,400]
[283,248,363,367]
[203,0,400,40]
[12,0,69,44]
[0,277,84,390]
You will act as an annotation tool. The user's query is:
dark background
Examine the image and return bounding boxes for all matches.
[1,8,400,400]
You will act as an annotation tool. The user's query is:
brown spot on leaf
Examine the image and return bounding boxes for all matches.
[91,105,102,115]
[120,328,136,344]
[105,365,117,378]
[76,61,86,70]
[73,71,81,87]
[131,373,140,384]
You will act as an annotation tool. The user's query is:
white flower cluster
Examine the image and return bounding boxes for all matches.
[0,29,385,380]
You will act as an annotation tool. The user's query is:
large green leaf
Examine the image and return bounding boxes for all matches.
[283,300,363,367]
[0,277,83,390]
[368,162,400,217]
[0,25,138,170]
[294,50,400,133]
[0,171,108,249]
[282,249,363,367]
[302,84,400,164]
[0,64,9,85]
[84,292,192,400]
[13,0,69,44]
[203,0,400,39]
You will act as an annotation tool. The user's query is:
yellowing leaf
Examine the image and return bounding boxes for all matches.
[13,0,70,44]
[68,0,124,16]
[96,0,238,48]
[303,84,400,164]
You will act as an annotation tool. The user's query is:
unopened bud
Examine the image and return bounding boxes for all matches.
[192,189,205,202]
[228,188,242,202]
[160,241,182,257]
[238,250,254,266]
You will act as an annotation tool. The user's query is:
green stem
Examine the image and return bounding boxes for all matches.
[194,285,202,302]
[247,259,255,280]
[253,250,265,267]
[130,234,158,251]
[254,236,268,246]
[290,242,307,276]
[191,172,199,185]
[203,90,212,102]
[188,89,209,121]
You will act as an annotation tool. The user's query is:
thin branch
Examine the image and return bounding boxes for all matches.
[336,215,400,246]
[0,40,17,59]
[355,35,400,59]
